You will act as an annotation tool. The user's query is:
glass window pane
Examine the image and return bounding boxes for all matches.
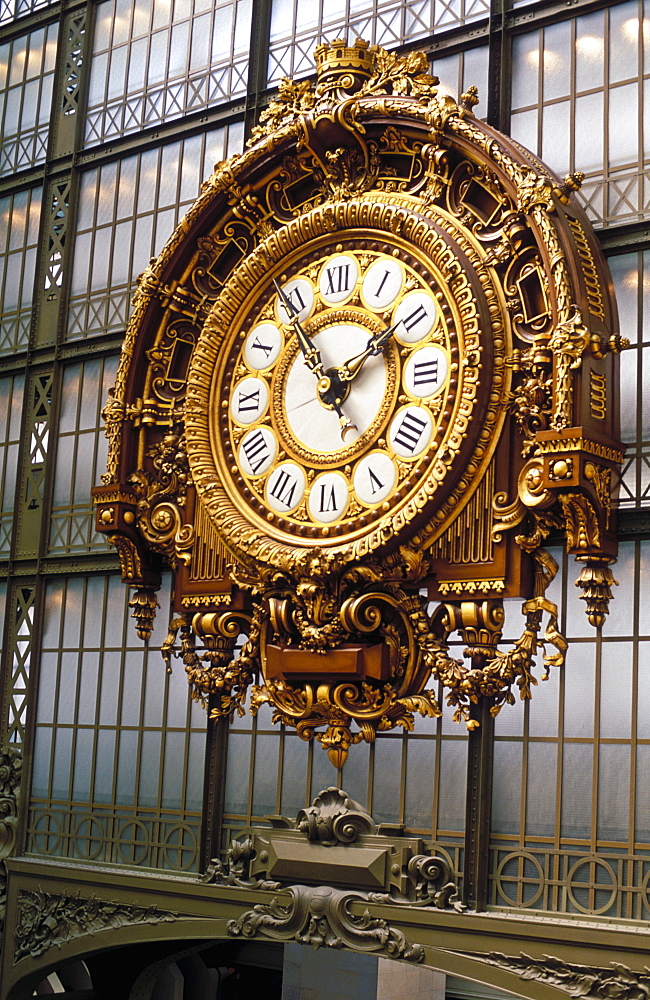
[0,188,41,355]
[85,0,251,145]
[511,1,650,227]
[67,125,242,342]
[29,574,204,871]
[0,26,56,176]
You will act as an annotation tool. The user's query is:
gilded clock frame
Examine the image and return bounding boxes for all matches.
[94,40,625,764]
[186,199,507,570]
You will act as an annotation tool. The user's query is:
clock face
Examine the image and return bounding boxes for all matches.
[212,235,460,544]
[185,194,506,569]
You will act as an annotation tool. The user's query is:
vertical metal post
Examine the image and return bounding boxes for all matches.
[198,0,275,866]
[463,696,495,911]
[244,0,275,140]
[486,0,509,132]
[444,600,503,911]
[200,706,230,870]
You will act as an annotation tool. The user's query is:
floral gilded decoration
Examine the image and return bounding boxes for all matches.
[94,35,624,762]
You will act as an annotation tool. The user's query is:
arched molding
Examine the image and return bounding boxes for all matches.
[7,922,649,1000]
[4,859,650,1000]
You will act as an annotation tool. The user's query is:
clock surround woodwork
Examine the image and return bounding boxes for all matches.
[93,39,625,766]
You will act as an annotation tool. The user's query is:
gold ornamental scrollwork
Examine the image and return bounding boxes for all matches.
[185,195,506,572]
[95,36,625,760]
[186,556,570,766]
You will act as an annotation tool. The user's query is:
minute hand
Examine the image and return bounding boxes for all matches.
[273,280,324,378]
[337,319,402,383]
[273,280,357,439]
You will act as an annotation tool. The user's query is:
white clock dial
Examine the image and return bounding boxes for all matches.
[276,277,314,324]
[231,376,269,425]
[283,322,387,453]
[393,291,438,344]
[361,258,404,310]
[403,344,448,398]
[319,254,359,305]
[353,451,397,505]
[388,405,434,458]
[238,426,277,477]
[244,323,283,371]
[265,462,306,513]
[308,471,349,523]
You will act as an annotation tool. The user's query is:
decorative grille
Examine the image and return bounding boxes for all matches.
[0,0,57,23]
[267,0,490,84]
[5,585,35,746]
[489,541,650,917]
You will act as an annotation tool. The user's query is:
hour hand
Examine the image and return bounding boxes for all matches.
[273,279,324,378]
[338,319,402,382]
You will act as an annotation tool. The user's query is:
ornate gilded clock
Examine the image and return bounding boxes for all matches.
[187,212,503,572]
[94,39,625,765]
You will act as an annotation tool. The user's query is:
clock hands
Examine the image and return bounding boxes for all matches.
[273,279,325,377]
[333,318,403,384]
[273,279,358,442]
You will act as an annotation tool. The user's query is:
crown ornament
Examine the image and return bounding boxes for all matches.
[314,37,378,96]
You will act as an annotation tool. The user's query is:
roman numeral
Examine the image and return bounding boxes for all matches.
[250,336,273,358]
[241,430,269,474]
[413,358,439,386]
[284,286,305,314]
[367,467,384,494]
[319,483,338,512]
[237,387,261,412]
[393,411,427,453]
[325,264,351,295]
[373,269,391,298]
[269,468,298,508]
[402,303,430,332]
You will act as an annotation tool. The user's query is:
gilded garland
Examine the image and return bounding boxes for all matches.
[94,39,625,765]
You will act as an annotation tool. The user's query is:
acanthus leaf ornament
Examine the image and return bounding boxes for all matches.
[95,36,625,759]
[204,786,461,902]
[15,890,178,963]
[227,884,425,962]
[452,952,650,1000]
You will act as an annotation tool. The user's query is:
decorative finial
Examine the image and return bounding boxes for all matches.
[555,171,585,203]
[575,557,618,628]
[460,85,479,115]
